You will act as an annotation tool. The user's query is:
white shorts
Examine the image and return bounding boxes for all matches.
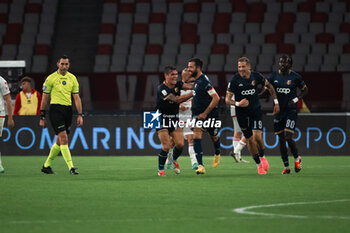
[231,106,241,133]
[0,117,4,137]
[183,126,193,140]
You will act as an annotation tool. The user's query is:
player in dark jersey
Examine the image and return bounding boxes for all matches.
[268,54,308,174]
[187,58,221,175]
[226,57,280,175]
[156,66,193,176]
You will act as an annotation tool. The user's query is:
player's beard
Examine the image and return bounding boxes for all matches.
[191,71,197,77]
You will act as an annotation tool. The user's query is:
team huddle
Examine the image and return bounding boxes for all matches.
[0,54,307,176]
[156,55,308,176]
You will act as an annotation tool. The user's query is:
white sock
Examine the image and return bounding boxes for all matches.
[188,145,197,165]
[232,137,240,151]
[234,140,246,154]
[0,152,2,168]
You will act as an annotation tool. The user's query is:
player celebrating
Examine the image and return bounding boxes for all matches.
[225,57,280,175]
[268,54,308,174]
[0,76,14,173]
[179,68,198,169]
[188,58,221,175]
[156,66,193,176]
[40,55,83,175]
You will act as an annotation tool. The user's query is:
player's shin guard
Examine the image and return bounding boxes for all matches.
[213,137,221,155]
[158,150,168,170]
[44,143,61,167]
[172,146,182,161]
[253,153,261,165]
[193,139,203,165]
[60,145,74,170]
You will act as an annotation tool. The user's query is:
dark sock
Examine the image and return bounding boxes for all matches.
[158,150,168,170]
[287,139,299,159]
[281,152,289,167]
[258,149,265,158]
[213,137,221,155]
[253,153,261,165]
[193,139,203,165]
[172,147,182,161]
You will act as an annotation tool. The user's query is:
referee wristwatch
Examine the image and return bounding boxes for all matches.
[78,113,84,117]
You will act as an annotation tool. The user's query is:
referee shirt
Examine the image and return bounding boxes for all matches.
[43,70,79,106]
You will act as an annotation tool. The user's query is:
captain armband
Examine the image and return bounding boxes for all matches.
[207,88,216,95]
[40,110,46,120]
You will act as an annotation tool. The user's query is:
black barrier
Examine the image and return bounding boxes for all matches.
[1,114,349,156]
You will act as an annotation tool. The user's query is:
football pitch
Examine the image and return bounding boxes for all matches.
[1,156,349,233]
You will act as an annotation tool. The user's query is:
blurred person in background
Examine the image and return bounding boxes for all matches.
[0,76,14,173]
[14,76,42,115]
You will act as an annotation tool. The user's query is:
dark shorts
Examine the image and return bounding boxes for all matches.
[274,109,298,134]
[236,109,263,139]
[192,109,220,137]
[49,104,73,135]
[156,116,177,134]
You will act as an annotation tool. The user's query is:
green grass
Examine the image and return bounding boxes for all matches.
[1,156,350,233]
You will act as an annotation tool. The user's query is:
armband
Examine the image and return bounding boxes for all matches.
[40,110,46,120]
[292,97,299,103]
[273,99,279,105]
[235,101,240,107]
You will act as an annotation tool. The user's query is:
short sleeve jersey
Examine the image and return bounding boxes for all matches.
[268,70,305,111]
[156,81,183,116]
[0,76,10,116]
[192,74,216,115]
[227,71,265,112]
[43,70,79,106]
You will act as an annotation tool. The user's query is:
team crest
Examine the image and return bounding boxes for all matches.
[286,80,291,85]
[251,80,256,86]
[174,87,179,93]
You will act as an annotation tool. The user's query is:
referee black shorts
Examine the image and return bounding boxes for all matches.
[49,104,73,135]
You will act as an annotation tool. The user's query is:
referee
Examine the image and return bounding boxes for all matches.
[40,55,83,175]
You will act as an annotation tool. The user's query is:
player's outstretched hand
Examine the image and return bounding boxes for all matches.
[273,104,280,114]
[39,119,47,128]
[77,115,83,127]
[7,118,14,129]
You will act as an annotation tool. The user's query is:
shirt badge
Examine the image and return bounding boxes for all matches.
[251,80,256,86]
[286,80,291,85]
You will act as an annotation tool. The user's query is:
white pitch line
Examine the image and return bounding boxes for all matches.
[233,199,350,220]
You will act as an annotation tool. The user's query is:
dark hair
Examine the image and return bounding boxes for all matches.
[280,54,293,66]
[20,76,32,84]
[238,57,251,65]
[164,65,177,75]
[188,57,203,70]
[58,54,70,62]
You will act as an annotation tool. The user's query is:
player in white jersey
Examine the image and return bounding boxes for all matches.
[230,101,248,163]
[0,76,14,173]
[166,68,198,169]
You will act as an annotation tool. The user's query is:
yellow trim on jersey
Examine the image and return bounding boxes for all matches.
[43,70,79,106]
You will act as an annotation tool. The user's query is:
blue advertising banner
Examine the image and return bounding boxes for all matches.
[1,114,349,156]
